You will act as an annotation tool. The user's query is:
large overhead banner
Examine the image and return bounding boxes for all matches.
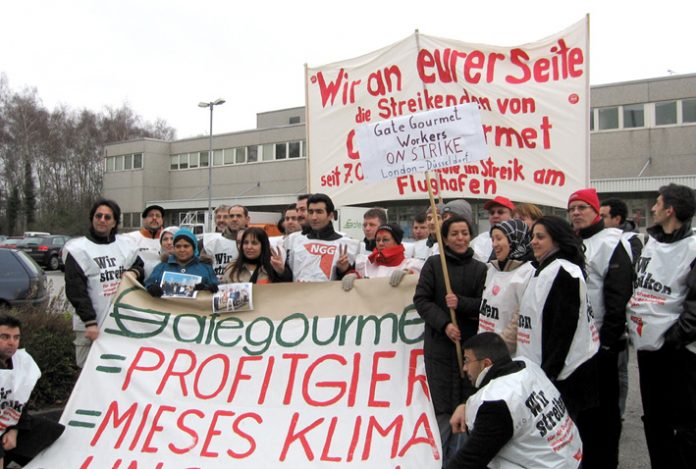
[306,17,589,208]
[27,275,440,468]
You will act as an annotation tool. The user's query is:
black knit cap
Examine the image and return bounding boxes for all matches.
[376,223,404,245]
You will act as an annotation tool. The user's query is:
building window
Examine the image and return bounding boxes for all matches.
[302,140,307,157]
[224,148,235,165]
[289,116,300,124]
[262,144,274,161]
[289,141,301,158]
[189,152,199,169]
[235,147,246,164]
[170,155,178,170]
[275,143,287,159]
[200,151,209,167]
[683,99,696,123]
[589,110,594,131]
[623,104,644,128]
[124,154,133,170]
[598,107,619,130]
[213,150,223,166]
[179,154,188,170]
[107,157,115,172]
[133,153,143,168]
[247,145,258,163]
[114,155,125,171]
[655,100,677,126]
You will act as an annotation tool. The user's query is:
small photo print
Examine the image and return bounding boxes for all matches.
[213,283,253,313]
[160,271,203,299]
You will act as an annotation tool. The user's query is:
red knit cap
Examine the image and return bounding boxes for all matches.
[568,188,600,214]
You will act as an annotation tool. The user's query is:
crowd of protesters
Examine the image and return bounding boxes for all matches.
[56,184,696,469]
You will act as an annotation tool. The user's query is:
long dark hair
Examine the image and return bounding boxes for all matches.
[532,216,585,274]
[229,227,277,283]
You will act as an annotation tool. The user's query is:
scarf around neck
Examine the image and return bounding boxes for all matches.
[368,244,405,267]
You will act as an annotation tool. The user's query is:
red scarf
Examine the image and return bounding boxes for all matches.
[368,244,405,267]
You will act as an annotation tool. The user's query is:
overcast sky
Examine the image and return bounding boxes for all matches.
[3,0,693,139]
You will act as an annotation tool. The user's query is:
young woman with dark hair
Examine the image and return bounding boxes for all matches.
[413,215,487,464]
[516,215,599,419]
[478,218,535,353]
[222,227,292,284]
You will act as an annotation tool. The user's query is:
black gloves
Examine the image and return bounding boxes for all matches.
[147,284,164,298]
[194,283,219,293]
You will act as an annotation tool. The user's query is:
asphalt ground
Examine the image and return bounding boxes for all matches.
[44,270,651,467]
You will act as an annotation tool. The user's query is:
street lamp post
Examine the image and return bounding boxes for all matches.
[198,98,225,233]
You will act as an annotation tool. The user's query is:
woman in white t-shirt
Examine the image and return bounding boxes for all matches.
[478,219,535,353]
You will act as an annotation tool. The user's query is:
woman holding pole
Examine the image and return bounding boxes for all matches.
[413,215,487,463]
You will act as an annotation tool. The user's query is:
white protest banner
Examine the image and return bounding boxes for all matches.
[356,104,488,182]
[27,274,440,468]
[306,17,589,208]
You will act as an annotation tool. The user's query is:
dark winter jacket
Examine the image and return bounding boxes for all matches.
[414,247,487,413]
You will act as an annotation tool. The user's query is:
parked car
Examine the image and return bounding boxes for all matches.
[0,248,48,309]
[16,235,71,271]
[0,236,24,249]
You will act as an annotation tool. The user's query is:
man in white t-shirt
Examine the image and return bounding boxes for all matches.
[0,315,64,467]
[627,183,696,469]
[201,204,249,279]
[286,193,357,282]
[121,204,165,278]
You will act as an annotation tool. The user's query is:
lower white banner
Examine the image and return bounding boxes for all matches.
[28,274,441,468]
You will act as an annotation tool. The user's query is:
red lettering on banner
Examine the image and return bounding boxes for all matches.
[123,347,165,391]
[506,39,584,84]
[320,417,342,462]
[258,356,275,404]
[313,69,361,107]
[406,349,429,405]
[395,172,496,196]
[228,413,263,458]
[348,352,360,407]
[362,415,403,459]
[534,168,566,186]
[227,355,263,402]
[128,403,153,451]
[346,129,360,159]
[302,354,348,406]
[169,409,204,454]
[90,401,138,448]
[482,116,552,149]
[283,353,309,404]
[366,65,403,96]
[155,349,196,396]
[416,48,504,84]
[279,413,324,461]
[347,416,362,462]
[355,106,371,123]
[369,351,395,408]
[398,412,440,459]
[201,410,236,457]
[141,405,176,453]
[194,354,229,399]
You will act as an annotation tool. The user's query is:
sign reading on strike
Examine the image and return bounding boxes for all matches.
[356,104,488,182]
[27,275,441,469]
